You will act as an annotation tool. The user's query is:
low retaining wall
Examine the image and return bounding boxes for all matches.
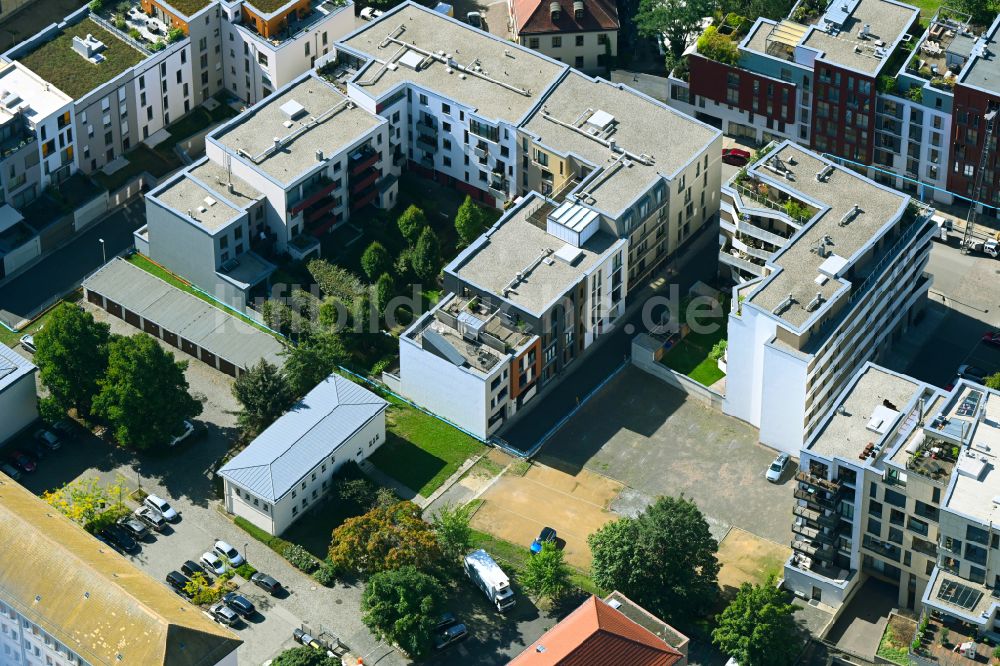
[631,333,725,410]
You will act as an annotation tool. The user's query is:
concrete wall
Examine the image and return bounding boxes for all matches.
[0,370,38,444]
[517,30,616,73]
[631,333,725,410]
[758,341,808,455]
[2,236,41,277]
[73,191,111,231]
[145,195,223,295]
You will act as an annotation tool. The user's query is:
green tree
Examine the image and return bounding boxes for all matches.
[986,372,1000,391]
[329,501,444,574]
[454,195,487,245]
[92,335,202,450]
[397,205,427,245]
[412,226,441,283]
[711,577,801,666]
[361,241,391,281]
[431,503,473,562]
[231,359,294,438]
[41,476,127,528]
[375,272,395,314]
[362,566,443,658]
[33,303,111,417]
[696,25,740,65]
[521,541,572,600]
[271,647,339,666]
[282,331,347,398]
[635,0,714,63]
[588,495,719,626]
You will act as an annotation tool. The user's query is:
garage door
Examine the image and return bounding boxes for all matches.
[124,309,140,327]
[87,291,104,307]
[106,300,122,318]
[199,348,217,368]
[162,330,178,347]
[143,320,160,337]
[181,338,198,358]
[218,359,237,377]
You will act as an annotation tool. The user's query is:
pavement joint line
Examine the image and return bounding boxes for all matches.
[419,453,485,508]
[513,473,622,512]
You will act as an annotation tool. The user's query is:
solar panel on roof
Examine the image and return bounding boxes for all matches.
[937,579,983,610]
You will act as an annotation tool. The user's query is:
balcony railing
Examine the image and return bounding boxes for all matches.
[795,471,842,493]
[793,504,841,529]
[794,487,838,509]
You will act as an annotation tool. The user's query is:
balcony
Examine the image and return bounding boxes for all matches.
[349,146,378,176]
[489,175,509,196]
[351,186,378,212]
[794,486,839,510]
[793,504,840,529]
[289,176,335,215]
[350,169,379,196]
[791,538,834,562]
[795,471,842,493]
[416,134,438,153]
[905,433,958,483]
[792,521,835,545]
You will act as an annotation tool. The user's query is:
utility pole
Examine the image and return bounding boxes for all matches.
[961,107,998,253]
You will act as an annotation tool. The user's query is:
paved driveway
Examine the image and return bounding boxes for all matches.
[538,366,793,545]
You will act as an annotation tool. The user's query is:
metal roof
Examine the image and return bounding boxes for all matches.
[82,258,285,370]
[0,343,35,392]
[218,374,387,501]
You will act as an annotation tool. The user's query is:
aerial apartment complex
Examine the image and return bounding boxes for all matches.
[0,472,242,665]
[785,361,1000,637]
[667,0,1000,209]
[723,141,936,455]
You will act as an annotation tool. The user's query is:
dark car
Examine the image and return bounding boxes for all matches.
[51,419,78,441]
[222,592,255,618]
[1,463,21,480]
[9,450,36,473]
[181,560,206,578]
[251,572,283,596]
[958,364,988,384]
[117,516,150,540]
[34,429,61,451]
[100,524,139,554]
[435,612,457,631]
[166,571,191,595]
[434,623,468,650]
[530,527,557,554]
[722,147,752,166]
[984,332,1000,348]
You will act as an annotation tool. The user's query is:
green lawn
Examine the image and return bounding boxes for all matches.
[92,144,181,192]
[469,527,602,596]
[909,0,945,19]
[660,329,726,387]
[0,291,83,348]
[367,401,485,497]
[20,19,145,98]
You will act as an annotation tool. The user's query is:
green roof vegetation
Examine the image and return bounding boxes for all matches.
[19,19,145,99]
[157,0,211,17]
[243,0,297,16]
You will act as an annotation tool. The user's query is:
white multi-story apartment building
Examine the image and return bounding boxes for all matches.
[139,71,394,305]
[219,373,387,535]
[0,344,37,445]
[723,140,935,455]
[785,361,1000,635]
[0,473,242,665]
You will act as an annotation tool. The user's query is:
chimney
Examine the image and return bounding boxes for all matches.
[315,149,324,162]
[549,1,560,21]
[272,136,281,151]
[573,0,584,20]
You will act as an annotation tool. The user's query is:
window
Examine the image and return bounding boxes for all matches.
[884,488,906,508]
[868,500,883,518]
[529,37,539,48]
[442,102,451,115]
[552,36,561,48]
[597,33,607,45]
[576,35,584,46]
[575,56,584,68]
[967,524,990,545]
[419,93,428,105]
[867,517,881,535]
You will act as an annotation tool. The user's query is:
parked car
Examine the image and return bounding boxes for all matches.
[51,419,77,441]
[435,612,457,631]
[9,450,35,473]
[166,570,191,595]
[293,628,322,649]
[100,525,139,554]
[434,623,468,650]
[1,463,21,480]
[200,552,227,576]
[181,560,206,578]
[722,147,752,166]
[34,429,61,451]
[117,515,150,540]
[144,494,178,522]
[251,573,283,596]
[466,11,482,28]
[209,602,240,627]
[222,592,255,618]
[213,540,245,567]
[168,420,195,447]
[134,506,166,532]
[18,334,35,354]
[530,527,557,554]
[766,452,790,483]
[958,364,989,384]
[983,331,1000,348]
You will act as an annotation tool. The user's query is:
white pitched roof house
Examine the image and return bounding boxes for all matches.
[218,373,387,536]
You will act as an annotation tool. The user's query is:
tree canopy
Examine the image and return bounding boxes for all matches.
[397,205,427,245]
[231,359,294,438]
[271,647,339,666]
[361,566,443,658]
[635,0,714,62]
[282,331,347,398]
[92,334,202,450]
[454,196,487,245]
[431,503,473,562]
[33,303,111,416]
[588,495,719,626]
[361,241,392,281]
[711,577,801,666]
[329,501,443,575]
[375,272,395,314]
[521,541,572,600]
[412,226,441,283]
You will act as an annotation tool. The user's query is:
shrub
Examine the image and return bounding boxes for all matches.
[167,27,185,43]
[234,562,257,579]
[128,27,142,40]
[234,516,274,545]
[911,638,921,653]
[941,627,950,646]
[115,0,128,11]
[709,339,728,361]
[149,41,165,52]
[88,0,103,11]
[696,26,739,66]
[283,543,320,573]
[313,562,339,587]
[84,505,131,534]
[112,15,126,29]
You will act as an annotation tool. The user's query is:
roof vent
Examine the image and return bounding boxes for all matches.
[279,99,306,120]
[316,149,324,162]
[573,0,584,19]
[772,293,795,315]
[806,292,824,312]
[860,23,871,38]
[550,1,560,20]
[535,645,547,653]
[839,204,861,226]
[816,164,835,182]
[72,33,107,64]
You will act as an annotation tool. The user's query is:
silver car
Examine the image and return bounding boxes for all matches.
[766,453,790,483]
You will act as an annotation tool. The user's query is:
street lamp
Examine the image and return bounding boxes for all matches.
[98,238,106,264]
[244,541,249,566]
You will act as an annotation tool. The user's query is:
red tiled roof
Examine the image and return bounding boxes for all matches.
[511,0,619,35]
[508,596,683,666]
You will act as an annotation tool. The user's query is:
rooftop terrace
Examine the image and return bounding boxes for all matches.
[905,10,977,84]
[19,17,146,99]
[740,142,908,329]
[939,385,1000,525]
[340,2,566,125]
[806,362,925,464]
[520,71,718,217]
[958,16,1000,93]
[449,195,624,316]
[214,74,383,185]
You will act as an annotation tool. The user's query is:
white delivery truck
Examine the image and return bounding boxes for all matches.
[464,549,515,611]
[931,214,952,243]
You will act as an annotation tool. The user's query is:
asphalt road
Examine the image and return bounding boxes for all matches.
[497,223,722,452]
[0,200,145,328]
